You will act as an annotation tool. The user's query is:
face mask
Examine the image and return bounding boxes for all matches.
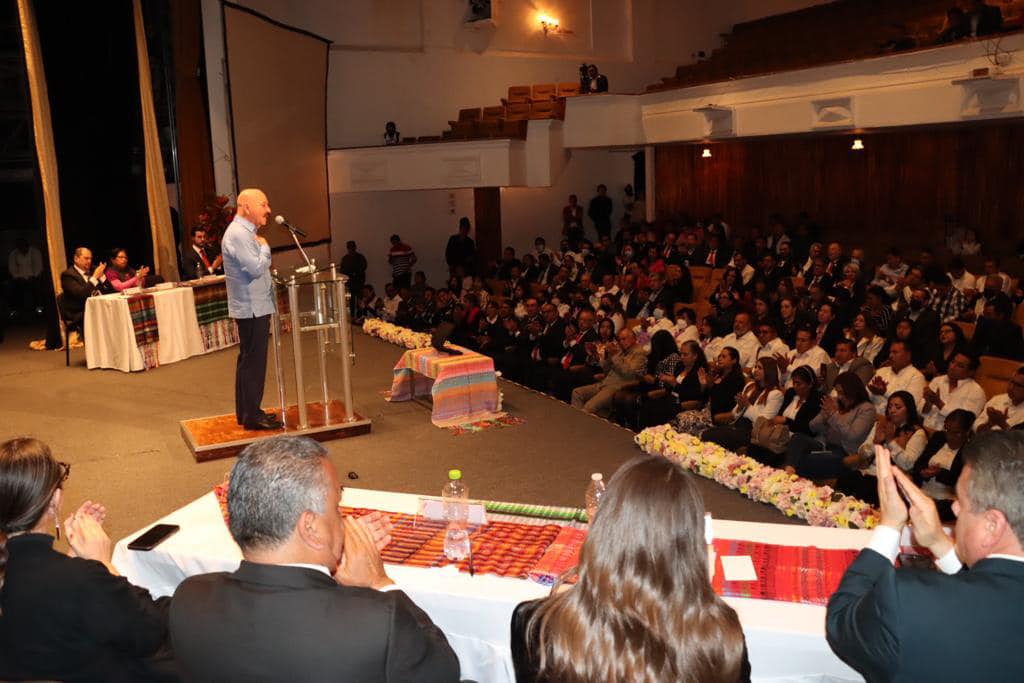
[653,308,665,320]
[536,245,546,253]
[582,248,591,255]
[910,300,923,311]
[624,250,633,259]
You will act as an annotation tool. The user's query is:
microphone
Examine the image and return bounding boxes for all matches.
[274,215,307,238]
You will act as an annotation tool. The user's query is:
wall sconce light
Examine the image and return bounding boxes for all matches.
[851,138,865,151]
[539,13,560,35]
[702,148,712,158]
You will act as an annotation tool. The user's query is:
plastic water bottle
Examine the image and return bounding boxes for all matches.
[585,473,606,522]
[442,469,470,561]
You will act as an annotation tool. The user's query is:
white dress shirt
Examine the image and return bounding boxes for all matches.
[734,385,784,422]
[784,344,831,387]
[975,393,1024,430]
[921,375,987,432]
[719,330,760,369]
[870,363,926,415]
[756,337,790,362]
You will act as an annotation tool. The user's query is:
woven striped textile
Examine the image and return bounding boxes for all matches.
[126,293,159,370]
[711,538,859,606]
[390,346,500,427]
[342,506,564,579]
[192,280,230,326]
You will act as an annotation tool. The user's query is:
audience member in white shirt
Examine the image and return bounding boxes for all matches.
[871,248,909,298]
[921,352,987,432]
[975,257,1012,296]
[714,312,760,369]
[702,356,784,452]
[778,327,831,387]
[947,258,977,298]
[976,368,1024,431]
[867,340,926,415]
[754,320,790,363]
[380,283,403,322]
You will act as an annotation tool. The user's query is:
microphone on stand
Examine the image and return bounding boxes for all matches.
[274,215,308,238]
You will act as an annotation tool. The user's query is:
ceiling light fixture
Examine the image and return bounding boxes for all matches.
[851,138,865,151]
[702,148,712,158]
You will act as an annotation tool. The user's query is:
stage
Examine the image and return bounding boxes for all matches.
[0,323,802,543]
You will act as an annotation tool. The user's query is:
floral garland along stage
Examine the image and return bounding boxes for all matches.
[363,319,432,349]
[635,425,880,529]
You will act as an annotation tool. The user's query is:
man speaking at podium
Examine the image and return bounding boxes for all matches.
[222,188,283,431]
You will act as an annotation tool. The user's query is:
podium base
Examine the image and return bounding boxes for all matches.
[180,400,371,462]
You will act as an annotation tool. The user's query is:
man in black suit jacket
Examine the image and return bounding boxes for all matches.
[59,247,107,335]
[170,436,459,682]
[180,227,222,279]
[827,432,1024,683]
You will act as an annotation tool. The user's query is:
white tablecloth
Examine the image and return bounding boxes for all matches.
[85,286,208,372]
[113,489,870,683]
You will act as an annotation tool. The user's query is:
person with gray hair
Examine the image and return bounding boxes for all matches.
[169,436,459,682]
[827,431,1024,682]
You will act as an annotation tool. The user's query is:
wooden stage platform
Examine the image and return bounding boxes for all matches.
[180,400,371,462]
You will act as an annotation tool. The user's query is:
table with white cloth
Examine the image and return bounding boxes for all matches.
[84,277,237,372]
[113,488,871,683]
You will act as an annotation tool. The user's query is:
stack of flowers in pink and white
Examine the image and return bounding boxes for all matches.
[635,424,879,529]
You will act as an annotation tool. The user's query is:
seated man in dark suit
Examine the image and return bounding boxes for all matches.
[170,436,460,682]
[180,226,223,279]
[827,431,1024,682]
[59,246,107,343]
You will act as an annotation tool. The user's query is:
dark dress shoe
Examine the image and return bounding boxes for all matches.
[245,416,284,431]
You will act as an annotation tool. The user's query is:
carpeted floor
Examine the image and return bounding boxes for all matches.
[0,322,798,545]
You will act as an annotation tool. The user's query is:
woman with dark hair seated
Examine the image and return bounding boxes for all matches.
[637,339,709,429]
[0,437,174,681]
[923,322,967,380]
[782,372,875,479]
[912,408,975,521]
[702,357,784,451]
[835,390,928,504]
[614,329,681,428]
[105,247,157,292]
[674,346,746,436]
[747,364,822,466]
[511,455,751,683]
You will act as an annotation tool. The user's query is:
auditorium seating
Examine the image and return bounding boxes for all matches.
[646,0,1024,93]
[397,79,583,145]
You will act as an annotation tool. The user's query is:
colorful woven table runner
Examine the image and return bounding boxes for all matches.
[126,293,159,369]
[192,281,230,326]
[711,538,860,606]
[342,506,564,579]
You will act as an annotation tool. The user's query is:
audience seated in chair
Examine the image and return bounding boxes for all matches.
[0,437,175,681]
[169,435,459,681]
[511,455,750,683]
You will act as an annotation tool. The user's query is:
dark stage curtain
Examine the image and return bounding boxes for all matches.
[33,0,153,269]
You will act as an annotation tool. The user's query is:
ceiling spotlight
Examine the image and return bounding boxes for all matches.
[851,138,865,151]
[702,148,712,158]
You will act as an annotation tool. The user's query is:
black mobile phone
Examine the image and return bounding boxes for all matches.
[127,523,180,551]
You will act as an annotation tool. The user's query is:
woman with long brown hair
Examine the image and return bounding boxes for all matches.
[702,356,784,451]
[0,437,172,681]
[510,455,750,683]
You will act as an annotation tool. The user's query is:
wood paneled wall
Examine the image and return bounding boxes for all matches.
[655,123,1024,263]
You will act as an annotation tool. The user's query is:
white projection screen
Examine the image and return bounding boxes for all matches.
[223,4,330,247]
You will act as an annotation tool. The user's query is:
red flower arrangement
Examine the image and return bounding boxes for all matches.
[195,195,234,244]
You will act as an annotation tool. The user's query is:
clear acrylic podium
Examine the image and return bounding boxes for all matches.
[270,263,370,435]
